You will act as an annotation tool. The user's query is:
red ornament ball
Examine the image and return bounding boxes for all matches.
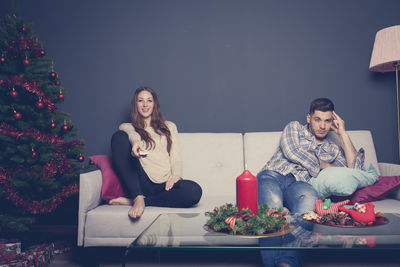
[31,150,37,158]
[14,112,22,120]
[10,89,18,98]
[49,71,57,80]
[21,25,27,32]
[40,49,46,56]
[36,101,44,109]
[78,154,84,162]
[23,58,30,66]
[50,121,56,129]
[55,80,61,86]
[58,92,65,100]
[63,124,69,131]
[0,56,5,63]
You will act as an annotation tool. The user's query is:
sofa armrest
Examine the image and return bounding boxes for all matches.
[77,170,102,246]
[378,162,400,176]
[378,162,400,200]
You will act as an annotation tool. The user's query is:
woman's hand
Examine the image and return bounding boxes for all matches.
[165,175,181,191]
[131,141,144,158]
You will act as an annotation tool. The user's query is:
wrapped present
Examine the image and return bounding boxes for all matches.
[0,254,27,267]
[0,243,54,267]
[22,243,54,267]
[53,240,72,255]
[0,239,21,258]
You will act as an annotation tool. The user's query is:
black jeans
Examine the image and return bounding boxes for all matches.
[111,130,202,207]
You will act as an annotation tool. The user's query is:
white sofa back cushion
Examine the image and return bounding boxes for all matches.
[179,133,244,199]
[243,130,380,177]
[243,131,282,176]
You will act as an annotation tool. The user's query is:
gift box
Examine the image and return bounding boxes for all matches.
[21,243,54,267]
[0,254,27,267]
[0,241,54,267]
[0,239,21,258]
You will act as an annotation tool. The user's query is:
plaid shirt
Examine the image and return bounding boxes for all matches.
[261,121,365,183]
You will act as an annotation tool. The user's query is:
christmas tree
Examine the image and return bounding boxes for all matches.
[0,14,86,232]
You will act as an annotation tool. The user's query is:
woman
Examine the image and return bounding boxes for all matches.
[110,86,202,219]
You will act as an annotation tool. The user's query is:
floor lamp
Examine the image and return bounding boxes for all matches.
[369,25,400,161]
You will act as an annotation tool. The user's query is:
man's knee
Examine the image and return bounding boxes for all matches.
[257,170,281,180]
[286,182,318,213]
[257,173,282,208]
[296,182,319,200]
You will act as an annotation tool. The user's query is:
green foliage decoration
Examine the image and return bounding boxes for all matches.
[205,203,290,236]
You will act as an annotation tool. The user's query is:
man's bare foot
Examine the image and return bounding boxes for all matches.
[108,197,132,205]
[128,195,145,219]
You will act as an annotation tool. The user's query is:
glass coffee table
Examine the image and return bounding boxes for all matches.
[124,212,400,266]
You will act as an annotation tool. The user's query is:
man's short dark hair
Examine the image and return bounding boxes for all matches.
[309,98,334,115]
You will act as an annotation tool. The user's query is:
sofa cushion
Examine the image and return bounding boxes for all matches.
[243,131,282,175]
[84,194,235,247]
[309,164,378,199]
[89,155,126,201]
[371,198,400,214]
[179,133,244,198]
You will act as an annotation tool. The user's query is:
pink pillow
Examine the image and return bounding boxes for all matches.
[331,175,400,204]
[349,175,400,204]
[89,155,126,201]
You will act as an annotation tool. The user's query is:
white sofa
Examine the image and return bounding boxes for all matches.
[77,131,400,247]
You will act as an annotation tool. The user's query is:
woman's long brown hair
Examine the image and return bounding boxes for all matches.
[130,86,172,153]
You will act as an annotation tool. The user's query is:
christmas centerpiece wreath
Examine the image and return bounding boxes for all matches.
[204,203,294,237]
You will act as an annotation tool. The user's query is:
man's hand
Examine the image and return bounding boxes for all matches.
[320,160,336,169]
[165,175,181,191]
[330,111,357,168]
[330,111,346,136]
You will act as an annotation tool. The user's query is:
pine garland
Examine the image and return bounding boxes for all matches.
[205,203,290,236]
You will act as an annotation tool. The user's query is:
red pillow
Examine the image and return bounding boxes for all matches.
[89,155,126,201]
[331,175,400,204]
[349,175,400,204]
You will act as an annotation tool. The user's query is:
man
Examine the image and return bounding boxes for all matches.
[258,98,365,267]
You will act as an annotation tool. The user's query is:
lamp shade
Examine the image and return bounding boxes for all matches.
[369,25,400,72]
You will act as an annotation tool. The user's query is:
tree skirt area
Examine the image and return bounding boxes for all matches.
[0,238,71,267]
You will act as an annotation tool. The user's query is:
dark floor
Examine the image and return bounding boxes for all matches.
[49,246,400,267]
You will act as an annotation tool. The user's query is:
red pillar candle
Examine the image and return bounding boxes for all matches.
[236,170,258,215]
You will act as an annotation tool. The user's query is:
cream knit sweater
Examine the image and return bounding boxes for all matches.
[119,121,182,184]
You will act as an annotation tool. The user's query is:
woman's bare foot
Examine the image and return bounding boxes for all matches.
[128,195,145,219]
[108,197,132,205]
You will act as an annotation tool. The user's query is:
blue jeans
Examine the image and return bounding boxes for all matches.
[257,170,318,267]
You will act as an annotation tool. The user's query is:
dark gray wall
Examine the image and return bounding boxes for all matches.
[1,0,399,163]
